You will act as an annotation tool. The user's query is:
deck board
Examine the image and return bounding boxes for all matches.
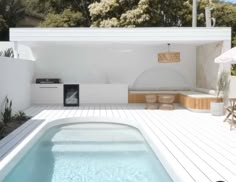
[22,104,236,182]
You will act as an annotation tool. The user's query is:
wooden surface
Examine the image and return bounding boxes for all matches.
[179,94,222,110]
[129,93,220,111]
[128,93,179,103]
[22,104,236,182]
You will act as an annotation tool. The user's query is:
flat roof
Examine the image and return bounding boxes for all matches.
[10,27,231,44]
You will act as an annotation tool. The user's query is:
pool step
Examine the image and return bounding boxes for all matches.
[50,129,145,143]
[40,142,149,153]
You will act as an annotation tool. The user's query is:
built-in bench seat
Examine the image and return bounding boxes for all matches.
[128,90,219,112]
[178,91,219,112]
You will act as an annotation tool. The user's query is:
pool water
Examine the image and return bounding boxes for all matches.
[3,123,173,182]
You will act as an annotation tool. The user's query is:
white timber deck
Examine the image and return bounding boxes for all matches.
[18,104,236,181]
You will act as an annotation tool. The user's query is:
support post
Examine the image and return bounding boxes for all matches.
[192,0,197,27]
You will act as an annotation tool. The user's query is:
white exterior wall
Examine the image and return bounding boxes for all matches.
[196,39,231,90]
[0,42,35,60]
[196,42,222,90]
[80,84,128,104]
[0,57,34,112]
[33,44,196,89]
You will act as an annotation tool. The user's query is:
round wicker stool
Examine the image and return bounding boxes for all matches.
[145,95,158,109]
[158,95,175,110]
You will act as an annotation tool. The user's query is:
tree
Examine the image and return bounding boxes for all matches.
[0,0,25,40]
[212,2,236,46]
[119,0,151,27]
[89,0,158,27]
[0,16,7,32]
[40,9,85,27]
[24,0,96,26]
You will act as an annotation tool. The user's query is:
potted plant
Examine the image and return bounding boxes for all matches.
[210,70,230,116]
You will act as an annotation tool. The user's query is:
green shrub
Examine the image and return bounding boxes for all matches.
[13,111,31,123]
[1,97,13,125]
[231,65,236,76]
[0,48,14,58]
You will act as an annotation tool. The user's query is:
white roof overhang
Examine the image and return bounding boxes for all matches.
[10,27,231,45]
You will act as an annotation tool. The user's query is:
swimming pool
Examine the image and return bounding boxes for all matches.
[1,123,172,182]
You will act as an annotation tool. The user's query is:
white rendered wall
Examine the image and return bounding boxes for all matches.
[0,42,35,60]
[196,41,231,90]
[0,57,34,112]
[32,44,196,89]
[80,84,128,104]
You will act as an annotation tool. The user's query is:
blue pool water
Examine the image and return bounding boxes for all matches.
[3,123,173,182]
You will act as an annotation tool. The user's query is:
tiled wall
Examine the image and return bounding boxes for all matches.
[196,42,222,90]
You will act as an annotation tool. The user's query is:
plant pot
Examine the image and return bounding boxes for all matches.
[210,102,225,116]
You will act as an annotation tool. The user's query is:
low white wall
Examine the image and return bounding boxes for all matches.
[80,84,128,104]
[32,44,196,89]
[0,57,34,112]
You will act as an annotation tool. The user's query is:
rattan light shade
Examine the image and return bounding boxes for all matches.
[158,52,180,63]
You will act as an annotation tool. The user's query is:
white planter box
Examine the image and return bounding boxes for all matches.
[210,102,224,116]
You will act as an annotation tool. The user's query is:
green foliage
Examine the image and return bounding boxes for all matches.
[231,64,236,76]
[0,97,30,139]
[40,9,85,27]
[120,0,150,27]
[0,0,25,26]
[89,0,119,20]
[98,18,120,27]
[0,0,25,40]
[233,36,236,47]
[13,111,31,123]
[1,97,13,125]
[213,2,236,28]
[0,48,14,57]
[0,122,5,139]
[89,0,153,27]
[158,0,191,26]
[24,0,96,26]
[0,15,7,32]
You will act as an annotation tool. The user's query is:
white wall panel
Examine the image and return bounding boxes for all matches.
[0,57,34,112]
[33,44,196,90]
[80,84,128,104]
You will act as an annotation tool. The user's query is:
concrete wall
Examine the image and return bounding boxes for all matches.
[0,57,34,112]
[32,43,196,90]
[196,42,222,90]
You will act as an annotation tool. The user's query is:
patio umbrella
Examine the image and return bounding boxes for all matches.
[215,47,236,64]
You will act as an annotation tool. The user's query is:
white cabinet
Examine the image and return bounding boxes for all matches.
[31,84,63,104]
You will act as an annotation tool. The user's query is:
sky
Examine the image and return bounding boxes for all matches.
[223,0,236,3]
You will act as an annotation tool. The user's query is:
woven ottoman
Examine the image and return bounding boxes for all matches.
[145,95,158,109]
[158,95,175,110]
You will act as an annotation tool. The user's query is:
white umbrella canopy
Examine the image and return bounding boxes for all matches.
[215,47,236,64]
